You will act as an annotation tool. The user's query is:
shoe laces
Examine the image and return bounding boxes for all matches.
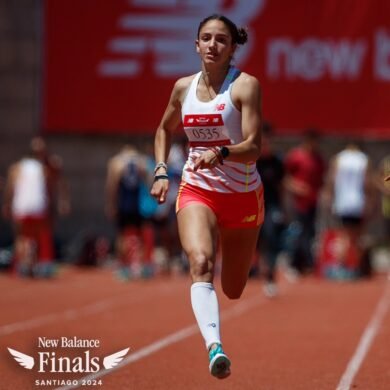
[209,344,224,361]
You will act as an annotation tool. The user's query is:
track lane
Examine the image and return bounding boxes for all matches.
[94,276,388,389]
[1,267,389,389]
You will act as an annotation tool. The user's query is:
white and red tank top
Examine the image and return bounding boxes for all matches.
[181,66,261,193]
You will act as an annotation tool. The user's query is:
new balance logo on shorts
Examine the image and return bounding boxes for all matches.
[242,214,257,223]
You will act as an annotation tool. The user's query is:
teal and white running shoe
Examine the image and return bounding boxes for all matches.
[208,344,231,379]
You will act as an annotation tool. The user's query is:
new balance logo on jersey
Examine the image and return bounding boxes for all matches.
[183,114,224,127]
[215,104,225,111]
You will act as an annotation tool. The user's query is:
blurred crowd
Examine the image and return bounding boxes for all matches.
[254,127,389,296]
[0,131,389,293]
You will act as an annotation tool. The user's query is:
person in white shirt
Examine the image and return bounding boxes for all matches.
[323,143,374,277]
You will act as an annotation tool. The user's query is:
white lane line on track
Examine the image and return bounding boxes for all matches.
[0,299,117,336]
[336,275,390,390]
[0,285,173,336]
[0,274,99,299]
[55,290,280,390]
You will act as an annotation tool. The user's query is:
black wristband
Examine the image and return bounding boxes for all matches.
[154,175,169,181]
[210,146,224,165]
[220,146,230,159]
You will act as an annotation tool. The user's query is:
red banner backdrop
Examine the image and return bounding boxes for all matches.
[42,0,390,137]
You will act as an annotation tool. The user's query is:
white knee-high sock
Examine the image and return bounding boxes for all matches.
[190,282,221,350]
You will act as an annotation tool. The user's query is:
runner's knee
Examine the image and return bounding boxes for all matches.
[222,285,244,300]
[188,250,213,279]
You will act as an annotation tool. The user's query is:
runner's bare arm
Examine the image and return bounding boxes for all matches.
[226,74,262,163]
[154,77,192,164]
[151,77,191,203]
[194,74,262,170]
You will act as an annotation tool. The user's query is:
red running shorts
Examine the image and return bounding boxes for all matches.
[176,182,264,228]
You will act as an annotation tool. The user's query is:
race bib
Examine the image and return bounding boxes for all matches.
[183,114,231,146]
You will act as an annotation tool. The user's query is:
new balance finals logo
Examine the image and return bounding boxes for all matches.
[8,337,130,374]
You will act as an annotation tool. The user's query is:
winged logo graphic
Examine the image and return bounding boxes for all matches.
[7,346,130,372]
[8,348,35,369]
[103,347,130,369]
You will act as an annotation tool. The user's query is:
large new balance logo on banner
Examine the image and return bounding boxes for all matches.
[97,0,266,78]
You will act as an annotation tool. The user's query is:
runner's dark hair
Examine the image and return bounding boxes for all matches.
[197,14,248,45]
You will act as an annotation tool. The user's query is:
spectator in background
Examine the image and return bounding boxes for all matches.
[30,137,71,219]
[374,154,390,245]
[31,137,71,265]
[323,142,374,278]
[138,141,160,275]
[105,144,154,280]
[284,128,325,275]
[256,122,286,297]
[153,138,187,274]
[2,137,69,277]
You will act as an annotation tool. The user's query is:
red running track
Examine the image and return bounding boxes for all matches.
[0,266,389,390]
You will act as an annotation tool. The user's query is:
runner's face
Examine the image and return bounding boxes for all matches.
[196,20,236,66]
